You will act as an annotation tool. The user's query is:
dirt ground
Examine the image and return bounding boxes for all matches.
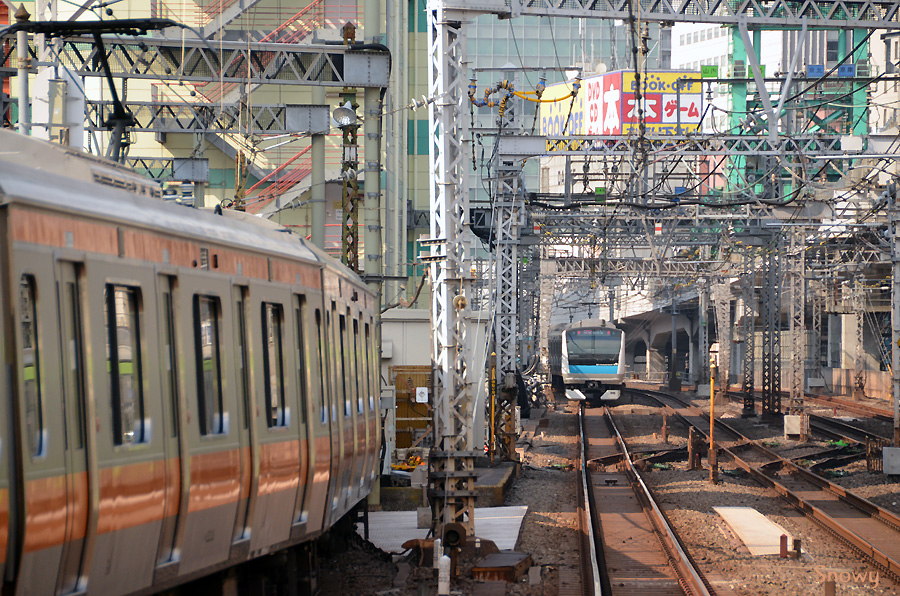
[318,389,900,595]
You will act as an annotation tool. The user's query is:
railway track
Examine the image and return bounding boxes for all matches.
[806,394,894,422]
[729,389,894,422]
[577,403,724,596]
[808,413,889,444]
[629,387,900,583]
[721,387,883,440]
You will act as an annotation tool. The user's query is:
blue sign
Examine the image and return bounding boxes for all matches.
[838,64,856,78]
[807,65,825,77]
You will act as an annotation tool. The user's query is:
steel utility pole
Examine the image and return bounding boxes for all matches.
[891,188,900,444]
[426,0,478,540]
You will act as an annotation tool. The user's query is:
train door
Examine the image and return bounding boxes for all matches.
[290,293,311,534]
[304,303,330,534]
[12,258,70,596]
[336,308,354,514]
[364,317,379,488]
[154,274,186,571]
[55,262,91,594]
[324,301,342,523]
[248,285,301,552]
[230,285,257,552]
[351,314,364,499]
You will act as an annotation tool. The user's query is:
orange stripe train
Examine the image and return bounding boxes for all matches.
[0,130,380,595]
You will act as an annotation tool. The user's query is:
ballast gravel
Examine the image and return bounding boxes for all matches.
[318,390,900,595]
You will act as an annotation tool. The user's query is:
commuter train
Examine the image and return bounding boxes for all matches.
[548,319,625,404]
[0,130,380,595]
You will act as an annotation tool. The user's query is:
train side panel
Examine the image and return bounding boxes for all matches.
[0,206,9,585]
[364,306,380,490]
[289,286,327,541]
[245,277,301,554]
[9,244,71,596]
[302,291,334,538]
[173,267,242,578]
[0,131,381,596]
[82,254,171,595]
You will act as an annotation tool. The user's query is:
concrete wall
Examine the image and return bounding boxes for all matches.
[826,368,891,401]
[381,309,432,375]
[380,308,491,459]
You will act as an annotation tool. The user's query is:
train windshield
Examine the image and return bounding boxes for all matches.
[566,328,622,365]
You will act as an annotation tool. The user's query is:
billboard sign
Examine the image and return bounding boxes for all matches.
[539,80,584,136]
[540,70,702,137]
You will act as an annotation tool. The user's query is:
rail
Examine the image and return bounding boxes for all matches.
[630,387,900,583]
[579,403,717,596]
[603,406,714,596]
[577,406,603,595]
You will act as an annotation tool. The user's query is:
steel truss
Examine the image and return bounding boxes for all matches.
[521,251,540,366]
[788,228,806,413]
[86,101,329,135]
[427,3,477,539]
[761,236,783,417]
[713,282,733,400]
[809,279,825,378]
[698,283,709,386]
[491,162,523,461]
[1,36,390,87]
[497,134,861,158]
[853,279,867,395]
[741,257,757,414]
[126,157,174,179]
[430,0,900,544]
[449,0,900,27]
[551,256,738,278]
[533,209,754,235]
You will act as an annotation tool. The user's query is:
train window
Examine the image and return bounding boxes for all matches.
[339,314,350,417]
[295,296,308,425]
[315,309,327,423]
[193,295,225,436]
[66,280,87,449]
[354,318,363,414]
[262,302,287,428]
[565,328,623,365]
[105,285,146,446]
[20,275,44,457]
[162,290,178,439]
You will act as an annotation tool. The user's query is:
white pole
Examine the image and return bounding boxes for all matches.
[15,4,30,136]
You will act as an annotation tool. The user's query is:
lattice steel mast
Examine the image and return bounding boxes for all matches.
[427,0,477,538]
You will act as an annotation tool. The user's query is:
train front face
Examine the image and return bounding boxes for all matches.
[562,326,625,402]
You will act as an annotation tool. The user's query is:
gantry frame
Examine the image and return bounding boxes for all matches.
[1,36,391,88]
[428,0,900,542]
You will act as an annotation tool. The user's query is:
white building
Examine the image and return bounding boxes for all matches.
[672,24,783,132]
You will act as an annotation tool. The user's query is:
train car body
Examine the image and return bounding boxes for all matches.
[0,130,380,595]
[548,319,625,404]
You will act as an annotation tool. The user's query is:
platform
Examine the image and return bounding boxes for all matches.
[381,459,518,510]
[358,505,528,554]
[714,506,796,556]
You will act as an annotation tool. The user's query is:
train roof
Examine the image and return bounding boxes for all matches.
[566,319,619,330]
[0,130,362,283]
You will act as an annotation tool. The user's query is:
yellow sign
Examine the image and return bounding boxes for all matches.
[541,71,702,139]
[539,80,584,136]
